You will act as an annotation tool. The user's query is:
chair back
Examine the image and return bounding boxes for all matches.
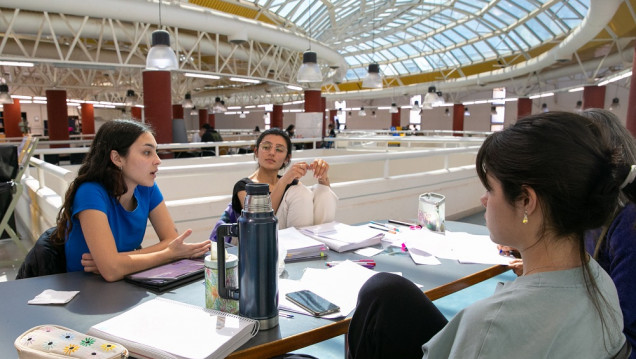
[15,227,66,279]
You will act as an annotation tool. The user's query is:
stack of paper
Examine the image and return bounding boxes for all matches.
[88,298,259,359]
[279,227,328,262]
[299,221,384,252]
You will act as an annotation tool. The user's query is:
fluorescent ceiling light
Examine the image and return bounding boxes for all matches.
[568,87,584,92]
[0,61,34,67]
[229,77,260,84]
[185,73,221,80]
[286,85,303,91]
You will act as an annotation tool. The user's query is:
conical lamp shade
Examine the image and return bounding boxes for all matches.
[146,30,178,70]
[362,63,382,89]
[297,51,322,83]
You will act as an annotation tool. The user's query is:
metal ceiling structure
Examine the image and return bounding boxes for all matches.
[0,0,635,108]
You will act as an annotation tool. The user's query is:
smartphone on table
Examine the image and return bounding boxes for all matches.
[285,290,341,317]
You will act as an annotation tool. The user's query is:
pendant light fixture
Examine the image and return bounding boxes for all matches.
[190,106,198,116]
[575,100,583,112]
[359,107,366,116]
[212,97,227,113]
[389,103,399,113]
[362,1,382,89]
[423,86,442,109]
[146,1,178,70]
[125,89,138,107]
[445,108,450,117]
[0,81,12,104]
[541,103,549,113]
[464,107,470,117]
[610,97,620,111]
[182,93,194,108]
[297,2,322,83]
[411,101,421,112]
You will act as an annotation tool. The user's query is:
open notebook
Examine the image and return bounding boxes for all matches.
[88,298,259,359]
[299,221,384,252]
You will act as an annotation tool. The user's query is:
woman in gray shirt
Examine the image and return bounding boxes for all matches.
[347,112,629,359]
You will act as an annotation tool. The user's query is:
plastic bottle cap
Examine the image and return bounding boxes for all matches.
[245,182,269,195]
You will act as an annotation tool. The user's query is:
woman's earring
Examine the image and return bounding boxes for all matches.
[522,210,528,224]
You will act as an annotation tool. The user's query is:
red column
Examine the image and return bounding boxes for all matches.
[321,96,327,130]
[272,105,283,129]
[391,108,401,128]
[142,71,172,144]
[198,108,208,128]
[46,89,69,146]
[80,103,94,135]
[2,98,22,137]
[517,98,532,119]
[208,113,215,128]
[172,104,183,119]
[626,48,636,136]
[304,90,321,112]
[583,86,606,109]
[130,107,142,121]
[452,104,465,136]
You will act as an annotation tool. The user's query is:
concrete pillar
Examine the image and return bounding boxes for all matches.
[80,103,94,135]
[517,98,532,119]
[583,85,606,109]
[46,89,69,146]
[2,99,22,137]
[142,71,172,144]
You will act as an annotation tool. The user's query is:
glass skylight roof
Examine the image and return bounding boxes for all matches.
[249,0,589,82]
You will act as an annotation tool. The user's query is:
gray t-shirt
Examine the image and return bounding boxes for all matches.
[423,258,625,358]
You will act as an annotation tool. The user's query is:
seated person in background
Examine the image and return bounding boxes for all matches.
[581,108,636,356]
[209,126,223,142]
[211,128,337,241]
[200,124,217,156]
[348,112,629,359]
[53,119,210,282]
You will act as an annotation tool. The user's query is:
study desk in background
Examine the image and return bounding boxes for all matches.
[0,221,509,359]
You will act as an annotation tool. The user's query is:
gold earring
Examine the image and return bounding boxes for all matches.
[522,210,528,224]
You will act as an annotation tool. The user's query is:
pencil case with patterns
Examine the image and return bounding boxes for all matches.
[15,325,128,359]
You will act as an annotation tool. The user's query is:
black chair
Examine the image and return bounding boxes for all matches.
[15,227,66,279]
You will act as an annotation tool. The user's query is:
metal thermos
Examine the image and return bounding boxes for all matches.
[216,183,279,330]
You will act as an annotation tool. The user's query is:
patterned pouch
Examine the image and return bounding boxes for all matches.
[14,325,128,359]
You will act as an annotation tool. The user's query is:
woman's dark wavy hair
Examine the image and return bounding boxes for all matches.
[254,128,292,169]
[476,111,624,349]
[52,119,154,244]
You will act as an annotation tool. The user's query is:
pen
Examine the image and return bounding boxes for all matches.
[326,260,376,268]
[279,312,294,318]
[368,225,397,234]
[388,219,417,227]
[369,221,400,232]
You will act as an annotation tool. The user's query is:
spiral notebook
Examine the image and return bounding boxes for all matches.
[88,298,259,359]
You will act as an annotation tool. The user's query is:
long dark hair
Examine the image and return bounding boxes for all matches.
[52,119,153,244]
[254,128,292,169]
[580,108,636,257]
[476,112,623,349]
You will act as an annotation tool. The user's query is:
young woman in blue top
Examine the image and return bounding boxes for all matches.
[53,119,210,282]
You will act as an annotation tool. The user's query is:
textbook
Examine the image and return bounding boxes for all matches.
[299,221,384,252]
[279,227,328,262]
[124,258,205,292]
[88,297,259,359]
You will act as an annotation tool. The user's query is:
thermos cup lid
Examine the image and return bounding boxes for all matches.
[245,182,269,195]
[205,253,238,269]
